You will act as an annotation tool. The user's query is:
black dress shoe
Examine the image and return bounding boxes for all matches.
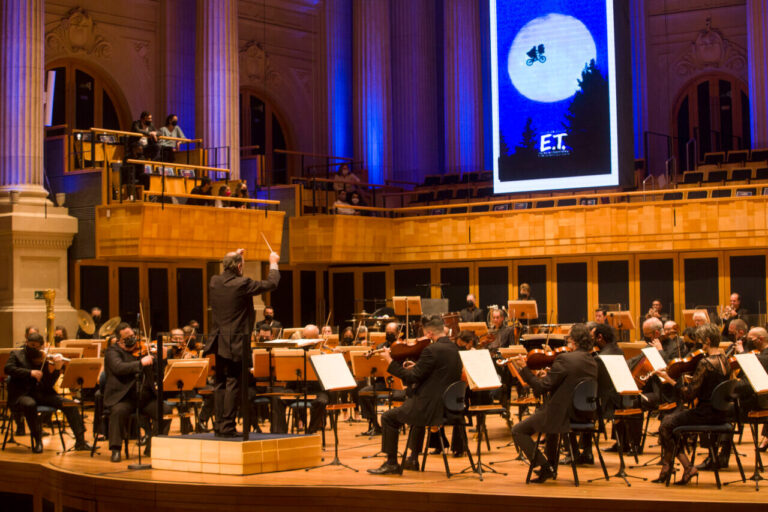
[111,450,121,463]
[575,453,594,465]
[74,440,92,451]
[402,458,420,471]
[559,455,574,465]
[604,443,619,453]
[31,442,43,454]
[367,461,400,475]
[530,466,555,484]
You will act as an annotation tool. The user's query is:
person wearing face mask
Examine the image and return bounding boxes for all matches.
[459,294,484,323]
[158,114,186,162]
[130,111,160,160]
[104,323,171,462]
[340,327,356,346]
[255,306,283,337]
[5,333,90,453]
[53,325,68,345]
[76,307,103,339]
[349,191,366,216]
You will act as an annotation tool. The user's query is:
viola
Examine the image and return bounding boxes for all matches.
[666,349,705,380]
[525,346,570,370]
[631,356,656,389]
[366,336,432,362]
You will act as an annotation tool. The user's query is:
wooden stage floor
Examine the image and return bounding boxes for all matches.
[0,412,765,512]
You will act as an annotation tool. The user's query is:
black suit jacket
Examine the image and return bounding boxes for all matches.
[4,349,60,405]
[459,307,484,323]
[387,337,462,427]
[205,268,280,362]
[103,344,156,408]
[521,349,598,433]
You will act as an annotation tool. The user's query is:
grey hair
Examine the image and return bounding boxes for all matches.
[222,251,243,273]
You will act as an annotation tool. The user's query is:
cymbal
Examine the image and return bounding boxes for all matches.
[99,316,121,337]
[77,309,95,335]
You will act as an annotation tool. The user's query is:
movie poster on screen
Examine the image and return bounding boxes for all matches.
[491,0,619,193]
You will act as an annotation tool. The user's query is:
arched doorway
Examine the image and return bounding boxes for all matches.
[239,89,291,185]
[672,74,750,170]
[46,60,131,131]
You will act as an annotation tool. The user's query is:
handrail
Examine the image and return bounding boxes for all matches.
[291,176,394,190]
[157,135,203,143]
[241,145,262,151]
[274,148,354,161]
[385,179,419,187]
[141,190,280,206]
[126,159,230,174]
[89,127,142,138]
[325,183,765,215]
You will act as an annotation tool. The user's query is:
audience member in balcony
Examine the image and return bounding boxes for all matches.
[158,114,186,162]
[333,164,360,193]
[349,191,368,216]
[334,190,356,215]
[232,182,249,208]
[130,111,160,161]
[188,177,213,206]
[215,185,232,208]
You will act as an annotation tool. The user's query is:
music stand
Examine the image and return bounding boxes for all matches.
[459,322,488,339]
[163,360,208,437]
[306,353,358,472]
[607,311,636,340]
[273,350,318,435]
[393,296,422,339]
[683,309,710,327]
[351,352,391,454]
[507,300,538,324]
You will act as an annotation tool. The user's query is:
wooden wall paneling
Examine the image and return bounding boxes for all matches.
[680,251,723,312]
[513,259,551,324]
[724,250,768,320]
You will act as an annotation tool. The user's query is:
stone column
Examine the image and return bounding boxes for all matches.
[747,0,768,148]
[319,0,353,160]
[196,0,240,178]
[161,0,196,139]
[443,0,483,174]
[0,0,78,345]
[390,0,439,183]
[353,0,392,184]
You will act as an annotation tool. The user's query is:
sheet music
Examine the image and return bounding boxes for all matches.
[459,350,501,391]
[735,353,768,394]
[259,338,323,348]
[641,347,667,371]
[310,353,357,391]
[598,354,640,394]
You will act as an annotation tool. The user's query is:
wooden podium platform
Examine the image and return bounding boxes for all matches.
[151,433,321,475]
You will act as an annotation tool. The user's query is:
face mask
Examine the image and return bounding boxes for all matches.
[54,335,63,344]
[123,336,137,348]
[343,337,354,344]
[385,333,396,343]
[264,315,273,321]
[259,336,270,342]
[466,301,474,308]
[171,120,178,127]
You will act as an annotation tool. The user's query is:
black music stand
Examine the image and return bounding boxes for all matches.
[306,353,358,472]
[393,296,422,339]
[350,352,391,455]
[273,348,320,435]
[60,357,103,453]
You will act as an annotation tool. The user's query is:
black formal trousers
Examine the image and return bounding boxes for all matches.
[214,355,242,434]
[14,392,85,440]
[381,406,425,462]
[511,412,560,469]
[107,387,169,450]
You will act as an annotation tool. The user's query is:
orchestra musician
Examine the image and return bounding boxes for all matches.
[368,316,462,475]
[653,323,732,485]
[721,292,747,341]
[645,299,670,323]
[104,323,170,462]
[76,306,103,339]
[692,310,708,327]
[509,324,598,483]
[594,307,608,325]
[484,309,514,350]
[4,333,90,453]
[359,322,401,436]
[459,294,484,323]
[735,327,768,452]
[727,319,751,353]
[255,306,282,334]
[205,248,280,437]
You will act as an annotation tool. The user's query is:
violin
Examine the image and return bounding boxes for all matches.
[366,336,432,362]
[129,339,153,359]
[666,349,705,380]
[525,346,570,370]
[631,356,656,389]
[728,349,759,372]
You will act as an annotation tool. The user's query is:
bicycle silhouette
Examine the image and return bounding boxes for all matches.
[526,44,546,66]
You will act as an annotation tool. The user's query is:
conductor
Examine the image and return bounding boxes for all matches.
[205,247,280,437]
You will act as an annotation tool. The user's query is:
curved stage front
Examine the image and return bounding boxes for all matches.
[0,419,764,512]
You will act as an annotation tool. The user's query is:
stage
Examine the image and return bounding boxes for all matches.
[0,413,765,512]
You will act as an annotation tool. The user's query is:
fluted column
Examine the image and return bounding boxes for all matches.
[320,0,353,159]
[196,0,239,178]
[161,0,196,138]
[390,0,439,183]
[353,0,392,185]
[630,0,648,160]
[747,0,768,148]
[0,0,46,200]
[443,0,483,174]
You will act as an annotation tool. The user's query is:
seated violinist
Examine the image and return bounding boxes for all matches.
[104,323,170,462]
[368,316,462,475]
[4,333,90,453]
[653,323,732,485]
[359,322,401,436]
[510,324,598,482]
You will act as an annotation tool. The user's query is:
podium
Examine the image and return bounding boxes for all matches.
[393,296,422,339]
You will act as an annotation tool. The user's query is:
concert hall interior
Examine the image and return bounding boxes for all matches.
[2,0,768,511]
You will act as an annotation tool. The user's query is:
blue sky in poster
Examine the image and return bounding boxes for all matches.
[495,0,609,152]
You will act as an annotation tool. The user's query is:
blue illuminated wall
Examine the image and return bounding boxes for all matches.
[326,0,353,159]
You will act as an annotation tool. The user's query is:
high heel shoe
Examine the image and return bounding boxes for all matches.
[758,440,768,453]
[674,465,698,486]
[652,464,673,484]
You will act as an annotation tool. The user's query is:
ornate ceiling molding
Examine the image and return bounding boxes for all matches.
[239,41,282,88]
[45,7,112,60]
[674,17,746,77]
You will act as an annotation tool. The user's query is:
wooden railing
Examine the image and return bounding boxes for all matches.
[140,190,279,208]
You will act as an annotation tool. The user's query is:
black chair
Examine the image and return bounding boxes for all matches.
[755,168,768,180]
[666,379,746,488]
[735,188,756,197]
[726,150,749,164]
[435,189,453,201]
[455,188,471,199]
[683,171,704,184]
[711,189,732,198]
[687,190,708,199]
[557,198,577,207]
[702,152,725,166]
[730,168,752,181]
[470,204,490,213]
[535,200,554,208]
[737,393,768,490]
[663,192,684,201]
[423,175,441,187]
[475,187,494,198]
[442,174,460,185]
[416,191,434,203]
[749,149,768,162]
[448,206,467,214]
[705,170,728,183]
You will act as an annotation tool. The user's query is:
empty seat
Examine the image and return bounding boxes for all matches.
[455,188,471,199]
[478,170,492,182]
[535,200,554,208]
[467,172,482,183]
[702,152,725,165]
[730,168,752,181]
[470,204,490,213]
[662,192,683,201]
[475,187,494,198]
[492,203,510,211]
[705,170,728,182]
[557,198,577,207]
[754,167,768,180]
[735,188,756,197]
[435,189,453,201]
[416,191,434,203]
[423,175,441,187]
[726,150,749,164]
[749,148,768,162]
[442,174,460,185]
[683,171,704,184]
[448,206,467,214]
[687,190,708,199]
[711,189,732,198]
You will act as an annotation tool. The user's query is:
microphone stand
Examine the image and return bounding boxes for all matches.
[128,365,151,470]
